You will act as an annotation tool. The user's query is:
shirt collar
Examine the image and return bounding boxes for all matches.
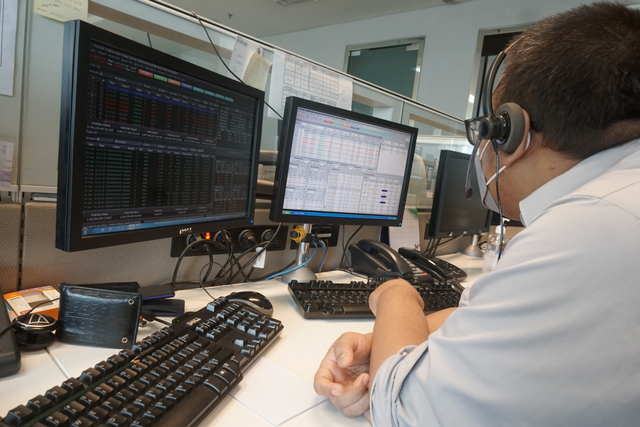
[519,139,640,227]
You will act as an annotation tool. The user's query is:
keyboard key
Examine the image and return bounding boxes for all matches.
[91,384,113,401]
[107,355,126,368]
[45,386,69,405]
[120,403,142,420]
[105,413,129,427]
[101,397,122,412]
[71,416,94,427]
[118,349,136,361]
[61,401,86,420]
[175,382,193,394]
[213,368,237,385]
[131,362,150,375]
[106,376,126,391]
[142,407,163,422]
[78,392,100,409]
[79,368,103,385]
[114,389,135,404]
[4,404,34,426]
[164,390,184,403]
[27,395,53,415]
[94,361,114,375]
[153,398,174,414]
[43,411,69,427]
[177,330,198,344]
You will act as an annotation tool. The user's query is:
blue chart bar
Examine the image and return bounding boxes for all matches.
[106,83,219,116]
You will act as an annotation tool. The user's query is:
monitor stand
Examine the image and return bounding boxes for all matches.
[282,224,317,283]
[462,234,483,257]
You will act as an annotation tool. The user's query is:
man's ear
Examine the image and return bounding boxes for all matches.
[502,109,531,167]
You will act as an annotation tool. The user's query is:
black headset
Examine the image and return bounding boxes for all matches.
[464,49,527,199]
[478,50,527,153]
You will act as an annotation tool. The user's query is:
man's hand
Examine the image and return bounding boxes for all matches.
[313,332,373,420]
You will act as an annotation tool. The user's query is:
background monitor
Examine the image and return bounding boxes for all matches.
[426,149,492,238]
[270,97,418,227]
[56,21,264,252]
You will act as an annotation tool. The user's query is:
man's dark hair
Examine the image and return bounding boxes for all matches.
[496,2,640,159]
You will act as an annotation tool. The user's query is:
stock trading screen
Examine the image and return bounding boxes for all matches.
[281,107,412,221]
[80,42,258,237]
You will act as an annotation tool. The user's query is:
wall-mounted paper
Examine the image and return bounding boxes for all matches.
[34,0,88,23]
[268,50,353,118]
[0,0,18,96]
[243,51,272,91]
[228,36,260,81]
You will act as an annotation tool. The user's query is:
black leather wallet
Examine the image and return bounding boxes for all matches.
[56,284,141,348]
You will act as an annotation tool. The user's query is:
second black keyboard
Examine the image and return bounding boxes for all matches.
[1,295,283,427]
[288,279,464,319]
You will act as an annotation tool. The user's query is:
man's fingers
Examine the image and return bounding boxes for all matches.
[332,333,359,367]
[327,372,369,410]
[340,376,371,418]
[313,366,341,397]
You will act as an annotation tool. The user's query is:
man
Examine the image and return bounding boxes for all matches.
[314,3,640,426]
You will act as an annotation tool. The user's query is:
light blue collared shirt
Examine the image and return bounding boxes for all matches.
[370,139,640,426]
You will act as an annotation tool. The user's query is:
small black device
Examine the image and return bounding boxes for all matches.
[141,298,186,316]
[56,20,264,252]
[0,295,284,427]
[227,291,273,316]
[427,150,492,239]
[13,313,58,351]
[139,284,175,301]
[0,306,21,378]
[287,279,463,319]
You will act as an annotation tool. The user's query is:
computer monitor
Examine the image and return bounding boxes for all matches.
[270,97,418,226]
[56,21,264,252]
[269,96,418,281]
[426,149,492,240]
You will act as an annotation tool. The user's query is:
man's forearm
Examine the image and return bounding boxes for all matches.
[426,307,456,335]
[370,292,430,381]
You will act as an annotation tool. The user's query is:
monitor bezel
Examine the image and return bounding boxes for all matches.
[56,20,264,252]
[426,149,492,238]
[269,96,418,227]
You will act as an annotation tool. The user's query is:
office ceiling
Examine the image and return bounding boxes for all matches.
[162,0,470,38]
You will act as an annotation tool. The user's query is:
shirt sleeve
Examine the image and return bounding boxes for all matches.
[370,341,438,427]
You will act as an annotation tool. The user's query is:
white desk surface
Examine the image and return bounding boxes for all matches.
[0,254,484,426]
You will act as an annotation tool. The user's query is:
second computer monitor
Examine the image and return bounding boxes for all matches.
[270,97,418,226]
[426,149,492,238]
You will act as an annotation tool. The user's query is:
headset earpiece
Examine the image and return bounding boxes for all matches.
[495,102,526,153]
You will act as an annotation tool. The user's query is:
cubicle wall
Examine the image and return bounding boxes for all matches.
[6,202,457,293]
[0,204,22,294]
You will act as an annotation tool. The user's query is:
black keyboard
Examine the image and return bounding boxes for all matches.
[288,279,464,319]
[0,295,283,427]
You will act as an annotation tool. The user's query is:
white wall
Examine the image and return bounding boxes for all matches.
[263,0,635,119]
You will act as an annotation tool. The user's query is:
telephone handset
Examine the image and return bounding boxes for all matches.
[348,240,432,285]
[398,248,468,282]
[397,248,450,281]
